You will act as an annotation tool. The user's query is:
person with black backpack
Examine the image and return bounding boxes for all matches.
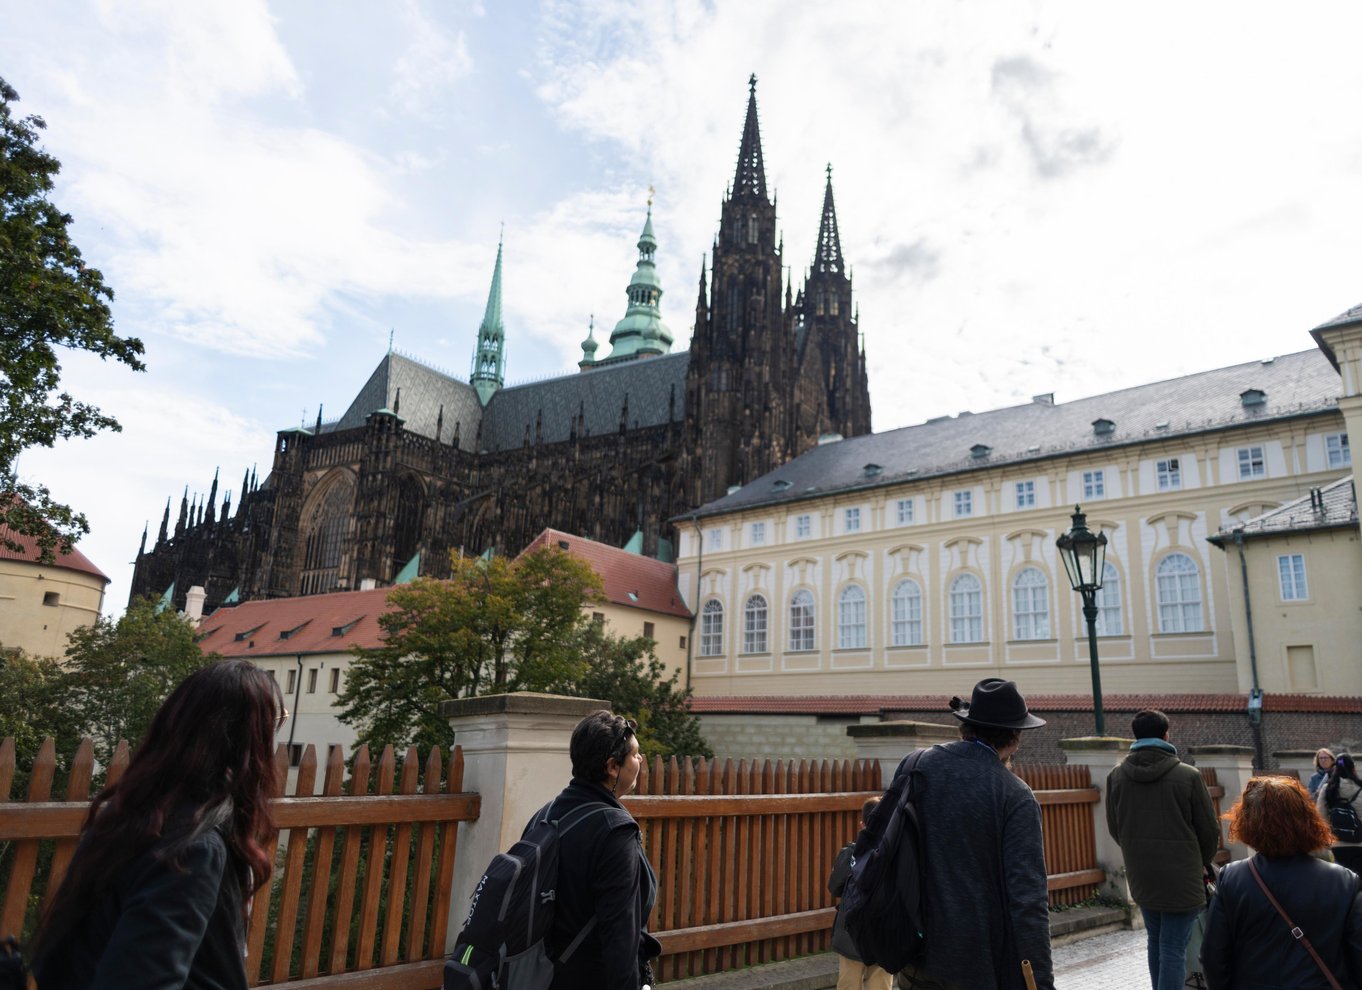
[888,678,1054,990]
[1318,752,1362,874]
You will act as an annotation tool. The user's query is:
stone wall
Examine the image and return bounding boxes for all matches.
[698,713,877,760]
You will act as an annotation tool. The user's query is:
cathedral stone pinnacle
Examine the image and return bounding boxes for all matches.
[471,235,506,405]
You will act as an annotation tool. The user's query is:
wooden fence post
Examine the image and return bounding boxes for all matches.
[1056,736,1137,915]
[439,692,608,954]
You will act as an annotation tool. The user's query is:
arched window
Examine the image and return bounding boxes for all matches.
[1156,553,1203,633]
[789,590,816,652]
[838,585,867,649]
[949,573,984,643]
[891,579,923,646]
[1012,567,1050,640]
[700,599,724,656]
[1095,563,1123,636]
[392,474,425,574]
[300,472,356,595]
[743,594,768,654]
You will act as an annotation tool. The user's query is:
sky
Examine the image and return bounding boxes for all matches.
[5,0,1362,615]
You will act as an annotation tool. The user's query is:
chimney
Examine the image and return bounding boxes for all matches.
[184,586,207,625]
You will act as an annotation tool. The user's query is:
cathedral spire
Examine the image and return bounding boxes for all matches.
[471,233,506,405]
[813,163,845,275]
[579,315,598,370]
[604,197,672,362]
[158,497,170,546]
[205,468,219,526]
[732,74,767,201]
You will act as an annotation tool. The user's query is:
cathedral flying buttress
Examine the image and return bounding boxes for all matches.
[130,77,873,613]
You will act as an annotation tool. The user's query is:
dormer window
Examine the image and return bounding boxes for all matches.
[1241,388,1267,408]
[1092,418,1115,436]
[278,620,311,641]
[863,463,883,478]
[773,479,792,492]
[233,623,266,642]
[970,444,991,459]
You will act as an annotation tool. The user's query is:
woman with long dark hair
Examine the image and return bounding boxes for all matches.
[1319,752,1362,874]
[33,659,281,990]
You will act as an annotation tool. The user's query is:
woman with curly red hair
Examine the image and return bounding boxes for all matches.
[32,659,282,990]
[1201,775,1362,988]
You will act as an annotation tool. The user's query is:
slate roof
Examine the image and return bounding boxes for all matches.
[324,349,688,454]
[480,352,688,451]
[521,528,691,618]
[1312,301,1362,370]
[685,349,1341,520]
[1211,473,1358,543]
[0,522,109,582]
[196,587,393,658]
[690,693,1362,715]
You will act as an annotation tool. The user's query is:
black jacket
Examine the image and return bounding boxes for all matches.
[527,779,658,990]
[1201,854,1362,989]
[827,843,858,959]
[33,823,246,990]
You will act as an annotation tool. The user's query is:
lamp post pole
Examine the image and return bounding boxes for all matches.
[1057,505,1108,737]
[1080,589,1105,737]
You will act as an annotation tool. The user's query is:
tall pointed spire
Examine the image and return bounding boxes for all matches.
[471,232,507,405]
[603,195,673,362]
[579,315,598,370]
[814,163,845,276]
[157,497,170,546]
[732,74,767,200]
[175,486,188,537]
[205,468,219,526]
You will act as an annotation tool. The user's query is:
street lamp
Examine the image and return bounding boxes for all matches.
[1057,505,1109,736]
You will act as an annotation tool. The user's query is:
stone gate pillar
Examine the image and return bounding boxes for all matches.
[1058,737,1136,910]
[847,719,960,783]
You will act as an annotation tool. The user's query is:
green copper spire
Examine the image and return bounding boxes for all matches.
[603,196,672,362]
[579,314,598,370]
[470,234,506,405]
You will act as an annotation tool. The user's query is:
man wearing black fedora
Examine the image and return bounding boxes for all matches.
[895,678,1053,990]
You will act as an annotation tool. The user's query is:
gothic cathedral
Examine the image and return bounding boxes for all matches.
[130,78,872,611]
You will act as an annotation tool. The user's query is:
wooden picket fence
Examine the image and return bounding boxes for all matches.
[0,736,479,989]
[1200,767,1231,863]
[623,756,881,983]
[1012,764,1105,908]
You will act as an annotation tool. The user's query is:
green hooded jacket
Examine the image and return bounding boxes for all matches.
[1106,743,1220,912]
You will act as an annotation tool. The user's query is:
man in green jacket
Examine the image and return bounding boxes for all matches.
[1107,709,1219,990]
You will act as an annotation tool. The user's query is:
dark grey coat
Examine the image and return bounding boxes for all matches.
[900,741,1054,990]
[1107,744,1220,912]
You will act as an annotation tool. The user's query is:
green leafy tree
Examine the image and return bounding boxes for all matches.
[550,623,711,760]
[338,548,605,753]
[63,598,218,763]
[1,76,145,560]
[0,650,80,770]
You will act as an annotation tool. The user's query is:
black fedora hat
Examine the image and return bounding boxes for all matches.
[949,678,1045,730]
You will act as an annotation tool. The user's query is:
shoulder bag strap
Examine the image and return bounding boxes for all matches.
[1246,857,1343,990]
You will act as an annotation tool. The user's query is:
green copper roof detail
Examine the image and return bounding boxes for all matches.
[604,204,672,362]
[471,235,506,405]
[579,315,599,369]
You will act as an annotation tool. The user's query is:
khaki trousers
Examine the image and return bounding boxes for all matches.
[837,954,893,990]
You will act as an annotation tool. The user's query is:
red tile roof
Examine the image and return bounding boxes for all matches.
[195,587,394,658]
[0,522,109,582]
[690,693,1362,715]
[521,529,691,618]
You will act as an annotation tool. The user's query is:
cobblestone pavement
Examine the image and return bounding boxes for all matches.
[1054,928,1158,989]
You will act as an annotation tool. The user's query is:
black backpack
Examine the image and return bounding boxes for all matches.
[1328,790,1362,843]
[839,748,928,972]
[444,801,612,990]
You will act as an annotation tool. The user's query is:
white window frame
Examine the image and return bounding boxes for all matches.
[953,491,973,518]
[1082,470,1105,500]
[1327,432,1351,468]
[1278,554,1308,602]
[837,585,868,649]
[949,573,984,643]
[844,507,861,533]
[1011,567,1050,640]
[750,521,766,546]
[789,589,816,651]
[1237,446,1265,479]
[1156,458,1181,491]
[743,594,768,652]
[890,579,923,647]
[1155,553,1203,633]
[895,498,914,526]
[795,514,812,539]
[706,528,723,551]
[1015,481,1035,509]
[700,599,724,656]
[1095,563,1123,636]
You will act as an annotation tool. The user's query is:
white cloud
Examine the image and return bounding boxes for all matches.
[390,0,475,116]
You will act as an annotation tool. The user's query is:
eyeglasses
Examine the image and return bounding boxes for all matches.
[610,718,639,760]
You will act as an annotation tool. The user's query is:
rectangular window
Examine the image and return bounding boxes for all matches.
[896,499,913,525]
[953,491,972,518]
[286,669,296,694]
[1278,554,1308,601]
[1156,458,1181,490]
[329,668,340,693]
[1327,432,1351,467]
[268,669,277,682]
[679,635,686,649]
[1082,470,1105,500]
[643,621,655,639]
[1238,446,1265,479]
[795,514,812,539]
[288,744,304,768]
[42,591,59,607]
[706,528,722,551]
[750,522,766,545]
[1015,481,1035,509]
[592,612,605,625]
[307,668,318,694]
[844,507,861,532]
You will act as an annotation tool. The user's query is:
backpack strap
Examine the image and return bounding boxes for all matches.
[1247,857,1344,990]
